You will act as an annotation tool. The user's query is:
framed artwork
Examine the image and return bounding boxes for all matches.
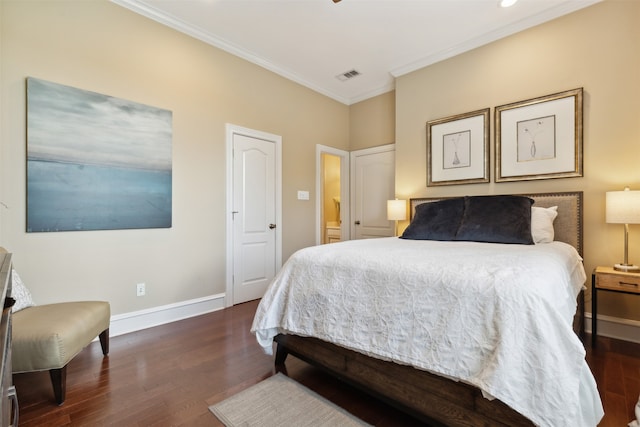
[427,108,489,186]
[26,77,173,232]
[495,88,583,182]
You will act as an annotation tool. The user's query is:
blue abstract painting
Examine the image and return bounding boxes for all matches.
[26,77,172,232]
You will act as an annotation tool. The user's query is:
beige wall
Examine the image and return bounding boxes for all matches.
[349,90,395,150]
[0,1,349,314]
[396,0,640,321]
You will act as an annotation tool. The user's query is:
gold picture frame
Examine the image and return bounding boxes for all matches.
[426,108,490,186]
[495,88,583,182]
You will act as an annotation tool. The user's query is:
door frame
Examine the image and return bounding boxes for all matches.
[315,145,350,245]
[225,123,282,307]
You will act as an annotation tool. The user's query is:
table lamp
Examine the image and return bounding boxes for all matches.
[606,187,640,271]
[387,199,407,236]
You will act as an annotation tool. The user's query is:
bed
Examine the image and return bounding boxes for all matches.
[251,192,604,427]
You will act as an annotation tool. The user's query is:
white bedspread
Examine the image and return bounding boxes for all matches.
[251,237,604,427]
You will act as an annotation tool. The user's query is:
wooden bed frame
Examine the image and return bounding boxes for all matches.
[273,192,585,427]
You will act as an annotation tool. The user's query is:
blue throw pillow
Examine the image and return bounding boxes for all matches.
[455,195,534,244]
[400,198,464,241]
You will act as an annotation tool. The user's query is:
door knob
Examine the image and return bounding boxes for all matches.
[269,224,277,229]
[354,221,361,225]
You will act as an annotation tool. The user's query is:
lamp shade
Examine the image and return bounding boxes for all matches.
[606,188,640,224]
[387,199,407,221]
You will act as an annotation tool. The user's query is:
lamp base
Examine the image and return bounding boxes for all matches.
[614,263,640,272]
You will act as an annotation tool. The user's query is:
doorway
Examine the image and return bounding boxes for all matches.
[315,145,349,245]
[225,124,282,307]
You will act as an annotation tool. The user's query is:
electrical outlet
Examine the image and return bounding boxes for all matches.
[136,283,146,297]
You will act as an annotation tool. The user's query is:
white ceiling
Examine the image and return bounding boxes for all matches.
[112,0,600,105]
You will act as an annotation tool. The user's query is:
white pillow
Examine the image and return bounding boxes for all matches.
[531,206,558,244]
[11,269,35,312]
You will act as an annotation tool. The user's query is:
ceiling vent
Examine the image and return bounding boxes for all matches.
[336,69,361,82]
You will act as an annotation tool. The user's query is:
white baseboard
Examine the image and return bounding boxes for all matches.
[585,312,640,344]
[108,293,226,337]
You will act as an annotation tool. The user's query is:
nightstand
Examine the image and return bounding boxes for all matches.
[592,266,640,346]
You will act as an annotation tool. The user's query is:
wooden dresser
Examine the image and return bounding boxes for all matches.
[0,251,18,426]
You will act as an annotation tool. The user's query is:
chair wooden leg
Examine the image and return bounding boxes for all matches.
[49,365,67,405]
[99,328,109,355]
[275,342,288,366]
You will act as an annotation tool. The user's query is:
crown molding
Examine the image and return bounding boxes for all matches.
[111,0,352,105]
[391,0,602,78]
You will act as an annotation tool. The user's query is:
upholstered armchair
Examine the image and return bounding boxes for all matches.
[4,256,110,405]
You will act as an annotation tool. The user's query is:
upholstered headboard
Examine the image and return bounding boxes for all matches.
[410,191,583,256]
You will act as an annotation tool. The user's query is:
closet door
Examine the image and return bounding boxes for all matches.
[350,144,395,239]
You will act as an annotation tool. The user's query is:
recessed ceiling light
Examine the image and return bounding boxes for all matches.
[500,0,518,7]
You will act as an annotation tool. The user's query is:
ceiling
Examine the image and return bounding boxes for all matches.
[112,0,600,105]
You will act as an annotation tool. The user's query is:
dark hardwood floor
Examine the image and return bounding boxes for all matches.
[14,299,640,426]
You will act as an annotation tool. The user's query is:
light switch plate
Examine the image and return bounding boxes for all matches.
[297,190,310,200]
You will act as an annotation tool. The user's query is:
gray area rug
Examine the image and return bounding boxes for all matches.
[209,373,372,427]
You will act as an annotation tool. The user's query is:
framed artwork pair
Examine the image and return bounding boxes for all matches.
[426,87,583,186]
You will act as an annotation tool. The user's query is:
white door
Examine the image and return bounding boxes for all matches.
[350,144,395,239]
[226,125,282,306]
